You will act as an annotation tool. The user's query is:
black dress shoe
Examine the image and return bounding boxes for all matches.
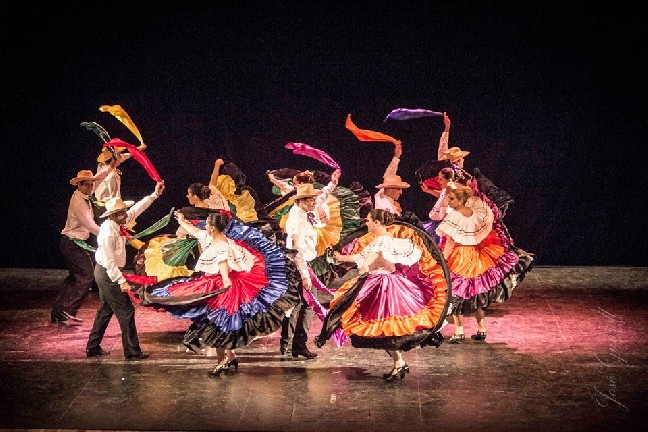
[62,311,83,322]
[280,343,292,355]
[125,352,150,360]
[292,347,318,359]
[86,347,110,357]
[51,312,68,324]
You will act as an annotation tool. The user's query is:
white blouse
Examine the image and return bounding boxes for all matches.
[354,235,422,274]
[194,231,254,274]
[435,196,494,245]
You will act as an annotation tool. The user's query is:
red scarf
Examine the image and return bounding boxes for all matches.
[119,225,132,239]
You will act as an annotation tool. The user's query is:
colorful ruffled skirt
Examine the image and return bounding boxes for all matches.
[445,195,534,316]
[134,218,301,349]
[316,222,451,351]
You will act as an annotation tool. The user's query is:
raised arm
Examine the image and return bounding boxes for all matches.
[384,143,402,177]
[174,211,201,238]
[437,112,451,160]
[267,170,294,195]
[314,168,340,207]
[209,158,224,189]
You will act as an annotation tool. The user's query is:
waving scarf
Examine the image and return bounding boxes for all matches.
[80,121,111,143]
[384,108,443,122]
[285,142,340,169]
[104,138,162,182]
[99,105,145,147]
[81,121,118,159]
[345,114,400,145]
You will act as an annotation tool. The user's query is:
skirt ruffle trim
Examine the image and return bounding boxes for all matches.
[449,247,535,315]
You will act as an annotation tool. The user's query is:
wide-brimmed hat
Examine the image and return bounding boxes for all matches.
[97,146,127,163]
[293,183,322,200]
[70,170,97,185]
[440,147,470,162]
[376,174,410,190]
[100,197,135,218]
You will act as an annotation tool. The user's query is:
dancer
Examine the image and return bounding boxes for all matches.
[94,143,145,203]
[316,209,450,381]
[133,211,301,375]
[435,183,526,342]
[85,181,165,359]
[91,142,153,255]
[374,141,409,215]
[51,166,115,324]
[422,167,461,243]
[211,158,260,222]
[280,169,343,358]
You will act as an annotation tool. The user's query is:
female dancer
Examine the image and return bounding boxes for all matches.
[435,184,523,342]
[135,211,301,376]
[316,209,450,381]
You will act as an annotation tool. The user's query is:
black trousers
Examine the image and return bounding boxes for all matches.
[86,264,142,357]
[283,286,315,350]
[52,236,94,317]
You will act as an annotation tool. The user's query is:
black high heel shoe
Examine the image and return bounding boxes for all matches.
[208,363,229,377]
[383,364,410,382]
[207,358,239,377]
[471,331,487,341]
[447,334,465,344]
[227,358,239,371]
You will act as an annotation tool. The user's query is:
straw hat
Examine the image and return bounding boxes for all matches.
[100,197,135,218]
[376,174,410,190]
[97,146,127,163]
[293,183,322,200]
[70,170,97,185]
[440,147,470,162]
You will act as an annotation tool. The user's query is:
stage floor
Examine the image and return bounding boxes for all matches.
[0,266,646,431]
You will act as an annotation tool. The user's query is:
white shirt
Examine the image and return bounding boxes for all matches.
[61,190,100,240]
[374,156,401,214]
[427,131,451,220]
[95,193,158,284]
[373,191,400,214]
[285,181,335,279]
[61,167,113,240]
[94,158,130,202]
[437,131,449,160]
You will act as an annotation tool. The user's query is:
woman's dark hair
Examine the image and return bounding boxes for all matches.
[206,212,230,232]
[368,208,395,226]
[294,171,315,184]
[188,183,211,201]
[439,167,456,182]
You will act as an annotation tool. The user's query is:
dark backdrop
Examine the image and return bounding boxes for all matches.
[1,1,646,268]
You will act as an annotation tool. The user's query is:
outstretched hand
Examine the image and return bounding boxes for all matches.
[330,168,341,185]
[443,112,451,131]
[174,211,186,224]
[154,181,166,197]
[394,141,403,159]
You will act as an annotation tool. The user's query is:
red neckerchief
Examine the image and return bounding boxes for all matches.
[119,225,132,239]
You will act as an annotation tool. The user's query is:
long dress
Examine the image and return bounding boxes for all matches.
[316,221,451,351]
[133,217,301,349]
[435,194,532,315]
